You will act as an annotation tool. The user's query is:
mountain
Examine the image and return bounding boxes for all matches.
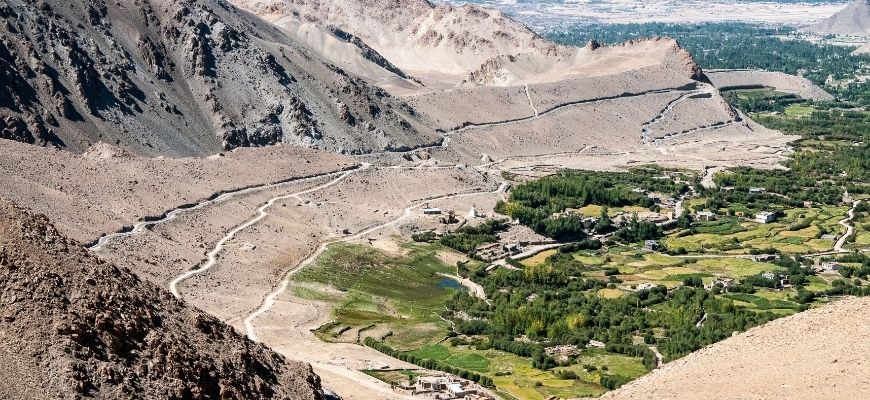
[0,197,325,399]
[811,0,870,36]
[0,0,438,156]
[231,0,569,87]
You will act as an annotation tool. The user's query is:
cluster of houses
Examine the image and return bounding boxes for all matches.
[703,186,781,224]
[475,242,522,262]
[692,209,778,224]
[544,344,582,363]
[422,205,486,223]
[392,375,494,399]
[814,261,844,274]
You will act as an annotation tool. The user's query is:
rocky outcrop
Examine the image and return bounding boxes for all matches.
[327,25,408,79]
[0,198,325,399]
[0,0,437,156]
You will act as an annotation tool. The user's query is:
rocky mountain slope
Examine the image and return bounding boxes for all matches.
[810,0,870,36]
[0,0,437,156]
[0,198,325,399]
[600,296,870,399]
[232,0,568,86]
[233,1,708,89]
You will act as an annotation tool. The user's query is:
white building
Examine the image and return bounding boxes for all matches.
[755,211,776,224]
[467,206,479,219]
[423,207,443,215]
[447,383,469,397]
[696,211,717,221]
[814,262,844,273]
[706,277,735,290]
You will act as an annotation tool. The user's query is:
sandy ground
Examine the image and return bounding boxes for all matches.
[85,162,501,398]
[599,296,870,399]
[0,140,354,242]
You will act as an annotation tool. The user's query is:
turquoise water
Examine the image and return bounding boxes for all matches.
[438,277,465,290]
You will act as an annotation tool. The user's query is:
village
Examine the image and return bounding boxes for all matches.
[385,373,496,399]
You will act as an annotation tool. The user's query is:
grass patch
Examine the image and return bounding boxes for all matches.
[522,249,558,267]
[597,288,625,299]
[295,241,458,349]
[784,104,815,117]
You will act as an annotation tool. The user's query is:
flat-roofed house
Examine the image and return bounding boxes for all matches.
[755,211,776,224]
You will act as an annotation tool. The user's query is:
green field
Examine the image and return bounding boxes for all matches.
[522,249,558,267]
[664,207,847,255]
[404,344,646,400]
[784,104,815,117]
[364,369,421,386]
[572,246,837,299]
[293,241,461,349]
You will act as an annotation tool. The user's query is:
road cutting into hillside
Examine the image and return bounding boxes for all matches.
[87,164,362,252]
[641,89,704,147]
[524,84,539,117]
[168,165,369,299]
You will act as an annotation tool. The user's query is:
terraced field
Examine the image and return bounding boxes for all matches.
[293,242,464,350]
[664,207,848,254]
[404,344,647,400]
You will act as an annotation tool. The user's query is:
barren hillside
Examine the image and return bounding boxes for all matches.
[0,198,324,399]
[234,1,709,89]
[0,139,355,242]
[810,0,870,36]
[0,0,437,156]
[233,0,562,85]
[599,297,870,399]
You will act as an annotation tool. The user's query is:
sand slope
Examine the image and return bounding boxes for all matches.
[600,297,870,399]
[810,0,870,36]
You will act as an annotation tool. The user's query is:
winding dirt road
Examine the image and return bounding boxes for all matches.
[834,200,860,253]
[168,165,369,299]
[524,84,539,117]
[87,165,361,251]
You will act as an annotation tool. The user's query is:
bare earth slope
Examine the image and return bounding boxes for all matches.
[600,297,870,400]
[0,0,437,156]
[854,42,870,55]
[810,0,870,36]
[0,139,355,243]
[0,198,324,400]
[706,69,835,101]
[234,1,707,89]
[233,0,561,86]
